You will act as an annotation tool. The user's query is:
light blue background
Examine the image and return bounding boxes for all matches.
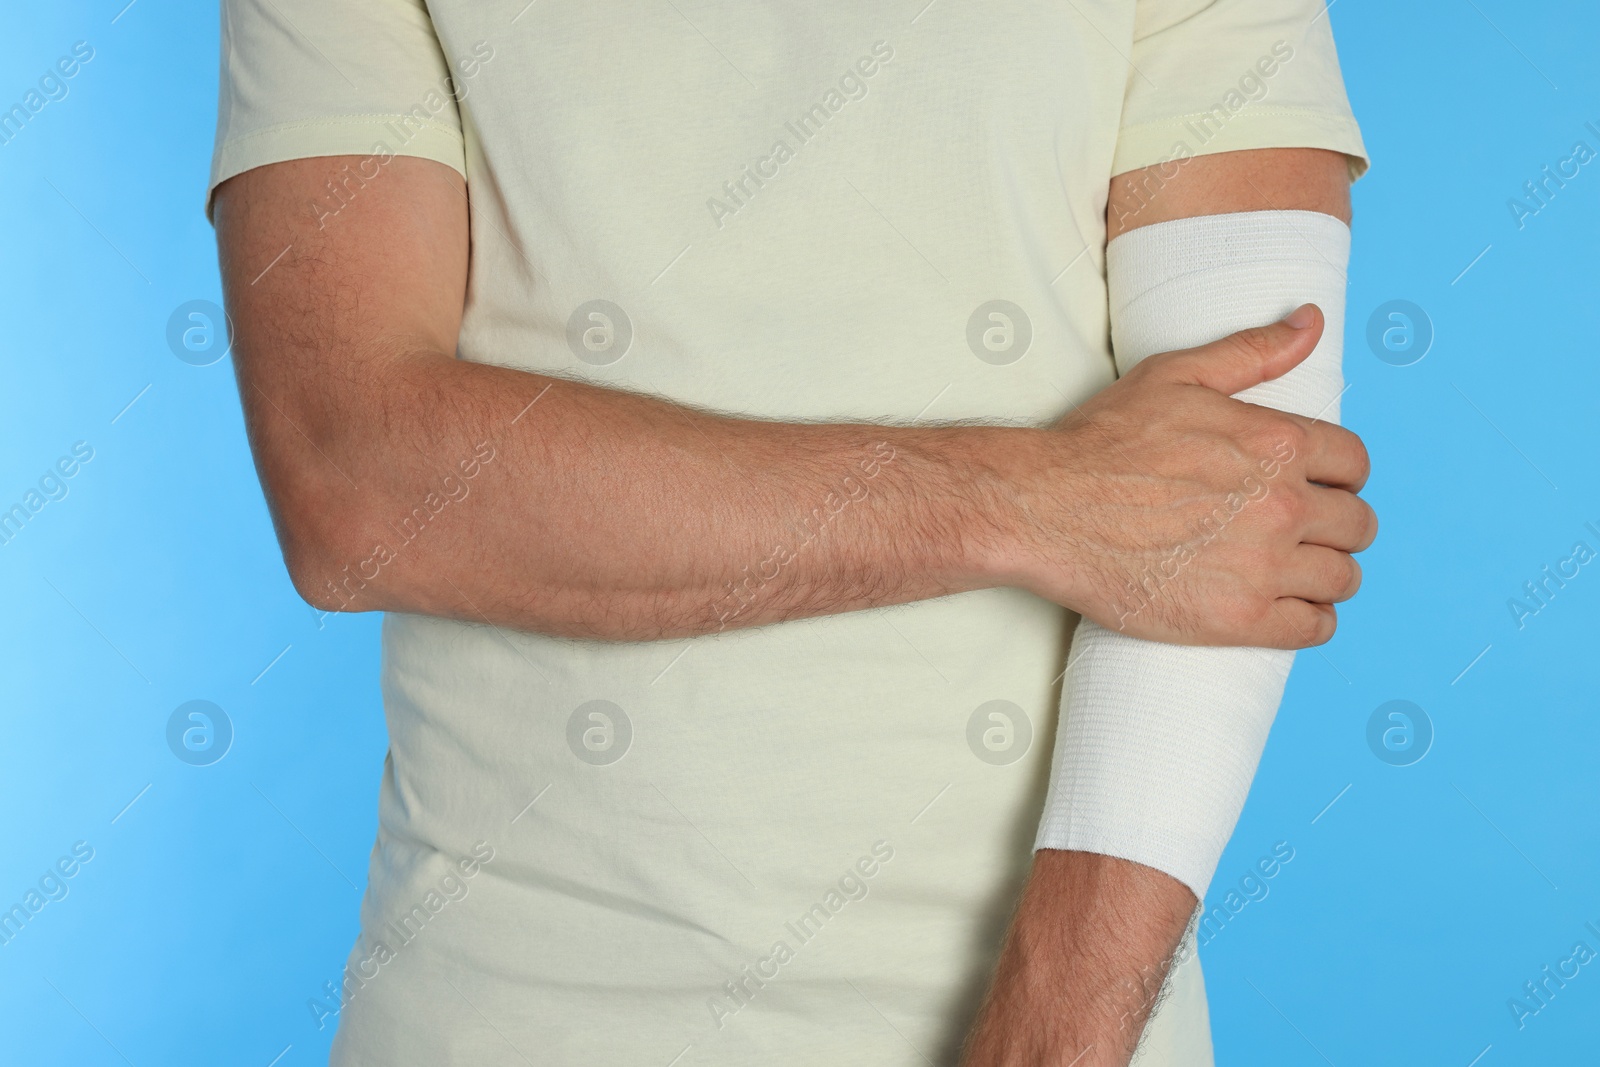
[2,2,1595,1064]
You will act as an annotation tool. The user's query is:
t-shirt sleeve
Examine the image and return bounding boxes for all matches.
[207,0,468,220]
[1114,0,1368,180]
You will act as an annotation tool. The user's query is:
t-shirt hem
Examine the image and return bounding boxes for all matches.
[1114,108,1370,183]
[206,117,466,223]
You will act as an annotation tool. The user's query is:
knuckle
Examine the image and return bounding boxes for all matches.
[1278,608,1314,650]
[1314,606,1339,645]
[1346,556,1364,598]
[1356,502,1379,550]
[1315,555,1344,595]
[1282,603,1337,649]
[1260,488,1303,528]
[1253,417,1305,468]
[1351,432,1373,482]
[1128,351,1170,383]
[1245,592,1276,629]
[1279,418,1312,459]
[1231,326,1275,360]
[1290,609,1331,649]
[1334,555,1362,600]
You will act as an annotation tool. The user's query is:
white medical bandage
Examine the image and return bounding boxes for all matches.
[1034,210,1351,900]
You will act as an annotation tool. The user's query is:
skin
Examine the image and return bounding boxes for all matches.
[213,146,1369,1062]
[961,148,1356,1067]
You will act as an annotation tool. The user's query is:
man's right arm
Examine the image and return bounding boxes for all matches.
[214,154,1370,645]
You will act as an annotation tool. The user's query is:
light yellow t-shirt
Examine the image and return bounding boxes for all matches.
[210,2,1366,1064]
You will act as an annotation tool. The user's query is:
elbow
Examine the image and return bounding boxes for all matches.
[240,377,416,616]
[285,547,363,614]
[267,474,386,616]
[279,516,373,615]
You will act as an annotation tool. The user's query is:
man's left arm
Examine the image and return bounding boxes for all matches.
[962,146,1356,1067]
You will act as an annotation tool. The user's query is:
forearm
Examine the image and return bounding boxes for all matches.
[258,351,1020,639]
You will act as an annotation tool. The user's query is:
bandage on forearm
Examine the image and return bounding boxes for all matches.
[1034,210,1350,900]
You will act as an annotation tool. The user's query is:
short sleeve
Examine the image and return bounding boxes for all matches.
[207,0,467,219]
[1114,0,1368,180]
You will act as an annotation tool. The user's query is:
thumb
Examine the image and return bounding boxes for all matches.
[1148,303,1324,396]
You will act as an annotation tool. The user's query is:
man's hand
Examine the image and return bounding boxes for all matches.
[989,303,1376,650]
[961,851,1197,1067]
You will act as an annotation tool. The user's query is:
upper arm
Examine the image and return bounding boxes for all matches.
[209,0,471,437]
[214,153,468,387]
[1107,146,1351,239]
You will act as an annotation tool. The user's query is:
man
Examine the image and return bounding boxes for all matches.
[210,1,1373,1063]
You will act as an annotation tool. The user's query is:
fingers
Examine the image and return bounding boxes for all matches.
[1299,486,1378,552]
[1141,304,1324,395]
[1258,598,1338,650]
[1293,419,1371,492]
[1281,544,1363,604]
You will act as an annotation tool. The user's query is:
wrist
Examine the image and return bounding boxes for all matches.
[907,425,1023,589]
[942,425,1077,603]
